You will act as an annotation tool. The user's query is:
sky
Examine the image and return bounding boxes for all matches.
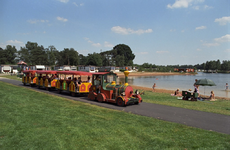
[0,0,229,65]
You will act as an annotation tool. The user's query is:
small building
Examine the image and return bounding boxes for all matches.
[174,68,194,72]
[78,65,96,73]
[120,66,133,71]
[0,65,11,73]
[70,66,77,71]
[29,65,46,70]
[98,66,120,73]
[54,65,71,71]
[17,61,27,72]
[11,65,18,74]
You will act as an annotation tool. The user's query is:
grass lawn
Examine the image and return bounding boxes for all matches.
[0,74,22,81]
[0,81,230,149]
[137,90,230,116]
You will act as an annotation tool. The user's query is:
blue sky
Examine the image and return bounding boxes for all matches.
[0,0,229,65]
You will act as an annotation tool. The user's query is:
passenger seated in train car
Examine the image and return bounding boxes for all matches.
[73,77,77,85]
[94,75,101,93]
[31,73,35,79]
[38,74,42,80]
[76,77,82,91]
[87,76,91,83]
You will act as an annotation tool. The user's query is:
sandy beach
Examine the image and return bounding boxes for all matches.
[116,72,192,77]
[115,72,230,100]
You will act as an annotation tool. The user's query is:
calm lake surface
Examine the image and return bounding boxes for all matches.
[118,72,230,98]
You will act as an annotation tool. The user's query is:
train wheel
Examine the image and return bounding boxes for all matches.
[88,91,96,100]
[97,93,105,103]
[58,89,61,94]
[116,98,124,106]
[46,87,50,91]
[23,83,26,86]
[37,85,40,89]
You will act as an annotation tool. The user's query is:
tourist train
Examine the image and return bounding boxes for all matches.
[22,69,142,106]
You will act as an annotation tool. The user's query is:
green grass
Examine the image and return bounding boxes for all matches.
[0,74,22,81]
[2,75,230,116]
[1,81,230,149]
[137,90,230,116]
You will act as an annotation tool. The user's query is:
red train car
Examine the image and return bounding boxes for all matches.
[88,71,142,106]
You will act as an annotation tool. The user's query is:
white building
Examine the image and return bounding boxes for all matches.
[1,65,11,73]
[78,65,97,73]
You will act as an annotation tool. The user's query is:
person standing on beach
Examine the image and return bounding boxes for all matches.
[226,83,229,90]
[152,83,156,92]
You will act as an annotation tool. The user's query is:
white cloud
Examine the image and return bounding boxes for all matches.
[58,0,69,3]
[202,42,219,47]
[0,40,24,49]
[170,29,176,32]
[28,19,49,24]
[57,16,68,22]
[167,0,205,9]
[225,49,230,52]
[111,26,152,35]
[73,2,84,7]
[214,34,230,43]
[84,38,101,47]
[104,41,114,48]
[140,52,148,55]
[193,6,199,10]
[204,5,213,9]
[214,16,230,25]
[195,26,206,30]
[197,48,202,51]
[167,0,192,9]
[156,51,169,54]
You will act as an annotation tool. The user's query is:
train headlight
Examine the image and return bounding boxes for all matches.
[135,90,139,95]
[121,92,125,96]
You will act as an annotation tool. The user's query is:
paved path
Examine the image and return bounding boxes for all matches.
[1,77,230,135]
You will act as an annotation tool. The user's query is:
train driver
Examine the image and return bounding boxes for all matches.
[94,75,101,93]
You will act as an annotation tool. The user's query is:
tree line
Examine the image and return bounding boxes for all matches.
[0,41,135,67]
[0,41,229,72]
[136,60,230,72]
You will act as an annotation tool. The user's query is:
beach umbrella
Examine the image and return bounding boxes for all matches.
[195,78,216,96]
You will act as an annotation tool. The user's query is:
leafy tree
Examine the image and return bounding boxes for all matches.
[46,46,58,66]
[79,54,87,65]
[18,41,47,65]
[57,48,79,66]
[86,53,102,66]
[221,60,230,71]
[4,45,17,64]
[113,44,135,66]
[0,47,7,64]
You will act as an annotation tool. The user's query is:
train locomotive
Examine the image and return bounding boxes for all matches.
[88,70,142,106]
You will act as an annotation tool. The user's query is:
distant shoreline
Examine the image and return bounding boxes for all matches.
[116,72,195,77]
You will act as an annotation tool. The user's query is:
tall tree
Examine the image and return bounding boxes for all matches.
[4,45,17,64]
[0,47,7,64]
[86,53,102,66]
[113,44,135,66]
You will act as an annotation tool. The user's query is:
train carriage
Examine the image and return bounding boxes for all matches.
[88,71,142,106]
[55,71,92,96]
[36,70,57,91]
[22,70,37,86]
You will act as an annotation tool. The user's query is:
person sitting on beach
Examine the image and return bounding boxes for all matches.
[209,91,215,100]
[174,88,182,96]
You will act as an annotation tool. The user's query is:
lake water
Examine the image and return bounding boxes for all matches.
[118,72,230,98]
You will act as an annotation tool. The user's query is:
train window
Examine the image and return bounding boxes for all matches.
[104,75,115,83]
